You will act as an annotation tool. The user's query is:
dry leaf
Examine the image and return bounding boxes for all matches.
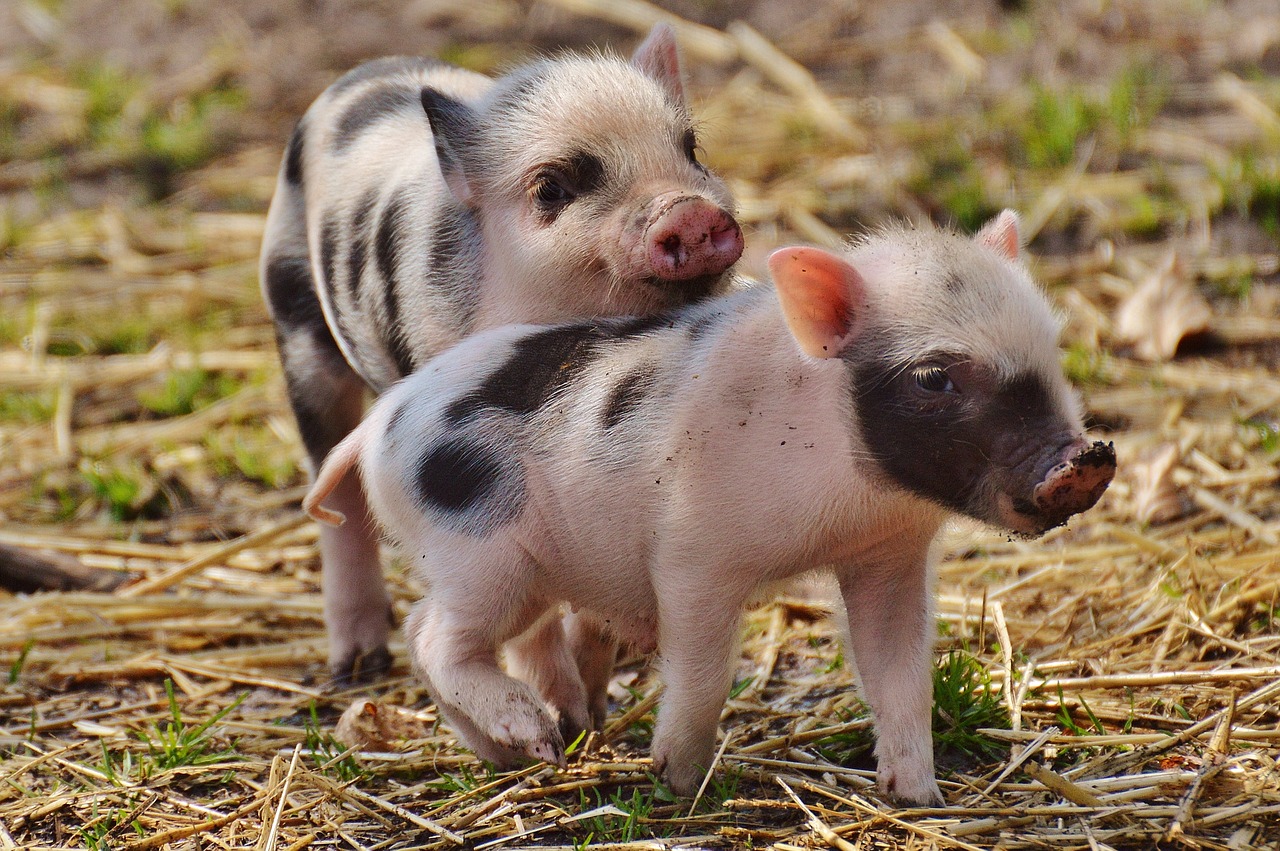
[1113,251,1212,361]
[1129,442,1184,525]
[333,699,435,751]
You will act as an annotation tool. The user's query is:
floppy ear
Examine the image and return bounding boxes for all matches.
[768,246,867,359]
[630,23,686,107]
[421,87,479,204]
[976,209,1020,261]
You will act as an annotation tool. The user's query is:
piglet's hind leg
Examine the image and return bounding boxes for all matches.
[504,609,592,743]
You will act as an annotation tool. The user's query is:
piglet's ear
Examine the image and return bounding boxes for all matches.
[769,246,866,359]
[421,87,478,205]
[631,23,686,107]
[976,209,1021,261]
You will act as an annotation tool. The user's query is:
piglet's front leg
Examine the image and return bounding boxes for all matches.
[838,536,945,807]
[651,583,744,796]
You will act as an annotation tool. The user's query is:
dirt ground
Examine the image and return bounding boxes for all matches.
[2,0,1280,848]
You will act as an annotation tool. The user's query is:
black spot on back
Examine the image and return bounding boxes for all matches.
[317,216,357,359]
[332,86,421,152]
[415,439,501,512]
[284,119,306,186]
[331,57,443,95]
[602,364,657,430]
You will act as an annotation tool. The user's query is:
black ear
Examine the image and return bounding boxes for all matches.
[421,87,479,203]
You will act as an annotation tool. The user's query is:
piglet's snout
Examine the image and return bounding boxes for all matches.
[1031,440,1117,528]
[645,195,743,281]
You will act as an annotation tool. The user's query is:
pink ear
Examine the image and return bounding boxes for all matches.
[768,246,866,359]
[631,23,686,106]
[976,209,1020,261]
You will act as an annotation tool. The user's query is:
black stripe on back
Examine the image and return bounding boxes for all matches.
[332,85,421,152]
[428,204,482,333]
[446,314,676,425]
[601,364,657,430]
[284,119,306,186]
[375,188,416,378]
[348,189,378,309]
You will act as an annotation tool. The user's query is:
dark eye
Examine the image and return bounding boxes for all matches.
[913,365,956,393]
[682,129,706,173]
[532,171,574,212]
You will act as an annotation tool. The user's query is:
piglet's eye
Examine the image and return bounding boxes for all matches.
[913,366,955,393]
[532,171,575,212]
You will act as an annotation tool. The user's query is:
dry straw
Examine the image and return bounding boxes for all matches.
[2,0,1279,847]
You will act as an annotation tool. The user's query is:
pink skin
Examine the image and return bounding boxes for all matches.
[643,194,744,282]
[305,215,1112,805]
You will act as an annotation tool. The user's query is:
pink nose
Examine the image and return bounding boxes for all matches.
[646,197,743,281]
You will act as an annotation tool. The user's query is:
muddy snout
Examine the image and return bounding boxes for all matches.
[645,194,743,281]
[1030,440,1117,530]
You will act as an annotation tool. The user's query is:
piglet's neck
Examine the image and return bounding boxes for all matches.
[708,288,947,564]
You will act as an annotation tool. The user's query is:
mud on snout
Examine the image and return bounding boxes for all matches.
[1015,440,1117,534]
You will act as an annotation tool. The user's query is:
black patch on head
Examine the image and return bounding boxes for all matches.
[564,150,605,195]
[944,272,964,294]
[374,188,416,378]
[447,315,674,424]
[331,57,443,95]
[531,150,609,223]
[602,364,657,430]
[332,85,420,152]
[427,204,482,332]
[284,119,306,186]
[851,349,1066,524]
[413,437,524,533]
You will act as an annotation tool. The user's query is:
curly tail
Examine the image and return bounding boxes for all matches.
[302,423,370,526]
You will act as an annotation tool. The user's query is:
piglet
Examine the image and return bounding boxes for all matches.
[260,25,742,684]
[304,212,1115,805]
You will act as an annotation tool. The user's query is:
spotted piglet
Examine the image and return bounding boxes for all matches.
[304,212,1116,805]
[260,25,743,687]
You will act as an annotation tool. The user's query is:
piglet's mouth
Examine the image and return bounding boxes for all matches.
[1012,440,1117,534]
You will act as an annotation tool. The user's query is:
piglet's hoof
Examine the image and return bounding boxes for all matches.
[330,645,393,685]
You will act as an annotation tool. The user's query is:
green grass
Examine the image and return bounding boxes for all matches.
[932,649,1010,761]
[136,679,245,771]
[8,638,34,684]
[206,426,300,489]
[80,460,175,522]
[0,389,55,424]
[138,368,240,417]
[78,799,146,850]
